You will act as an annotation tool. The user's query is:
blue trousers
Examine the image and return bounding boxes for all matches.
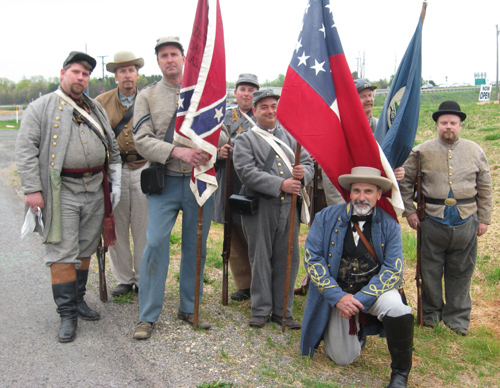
[138,175,213,323]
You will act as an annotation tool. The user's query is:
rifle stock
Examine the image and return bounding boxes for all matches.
[221,145,233,306]
[97,238,108,302]
[415,151,424,326]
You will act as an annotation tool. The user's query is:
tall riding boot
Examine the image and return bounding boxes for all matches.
[76,269,101,321]
[383,313,414,388]
[52,281,78,343]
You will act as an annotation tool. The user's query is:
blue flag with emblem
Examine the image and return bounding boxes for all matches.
[374,5,425,169]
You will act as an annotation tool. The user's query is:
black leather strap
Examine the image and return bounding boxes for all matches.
[113,103,134,138]
[424,196,475,206]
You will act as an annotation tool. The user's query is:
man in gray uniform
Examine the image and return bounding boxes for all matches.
[16,51,121,342]
[132,37,229,339]
[214,73,259,301]
[400,101,492,336]
[233,89,314,328]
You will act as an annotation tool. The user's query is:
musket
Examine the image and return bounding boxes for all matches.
[221,143,233,306]
[97,238,108,302]
[415,150,424,327]
[282,143,302,333]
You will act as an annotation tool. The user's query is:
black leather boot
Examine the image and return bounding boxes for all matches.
[52,281,78,343]
[383,313,414,388]
[76,269,101,321]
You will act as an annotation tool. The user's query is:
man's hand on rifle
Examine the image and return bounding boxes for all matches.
[406,213,420,230]
[218,144,232,160]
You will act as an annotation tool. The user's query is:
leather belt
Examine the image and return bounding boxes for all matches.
[61,169,102,179]
[424,196,475,206]
[120,153,145,163]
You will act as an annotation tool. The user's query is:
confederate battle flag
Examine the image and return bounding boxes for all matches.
[174,0,226,206]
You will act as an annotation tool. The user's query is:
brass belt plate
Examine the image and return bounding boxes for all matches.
[83,172,93,178]
[127,155,138,162]
[444,198,457,206]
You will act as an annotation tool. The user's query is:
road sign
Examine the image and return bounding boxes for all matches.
[479,85,492,101]
[475,78,486,85]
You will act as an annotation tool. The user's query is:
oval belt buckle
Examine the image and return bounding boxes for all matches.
[83,172,93,178]
[127,154,138,162]
[444,198,457,206]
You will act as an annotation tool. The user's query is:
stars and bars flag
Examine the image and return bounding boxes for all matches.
[276,0,403,218]
[374,3,426,169]
[174,0,226,206]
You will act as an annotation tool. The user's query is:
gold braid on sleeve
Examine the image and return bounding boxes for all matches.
[305,248,337,293]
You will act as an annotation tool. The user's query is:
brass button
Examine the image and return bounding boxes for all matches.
[125,132,128,136]
[83,141,87,144]
[61,101,66,105]
[449,182,452,185]
[126,142,129,145]
[55,117,60,121]
[381,244,384,247]
[331,241,335,245]
[337,217,341,221]
[53,135,58,139]
[58,107,63,111]
[182,168,187,172]
[449,156,452,159]
[277,163,282,167]
[52,142,57,146]
[81,131,85,135]
[54,124,58,128]
[349,285,353,288]
[353,267,357,271]
[280,197,285,201]
[328,264,331,267]
[449,166,452,169]
[275,155,279,159]
[51,154,55,159]
[50,162,54,167]
[448,149,451,153]
[449,173,452,176]
[335,229,338,233]
[279,171,284,175]
[328,253,332,257]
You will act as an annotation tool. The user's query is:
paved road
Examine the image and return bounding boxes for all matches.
[0,130,212,388]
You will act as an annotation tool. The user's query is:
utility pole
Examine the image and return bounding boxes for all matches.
[97,55,108,95]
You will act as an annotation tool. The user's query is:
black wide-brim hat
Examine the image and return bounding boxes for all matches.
[432,100,467,122]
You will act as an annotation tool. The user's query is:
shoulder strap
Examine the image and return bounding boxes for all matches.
[55,89,105,139]
[352,222,379,263]
[113,102,134,138]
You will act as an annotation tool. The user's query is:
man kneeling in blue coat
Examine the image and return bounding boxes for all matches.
[301,167,413,388]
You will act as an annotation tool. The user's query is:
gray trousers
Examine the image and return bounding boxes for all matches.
[242,197,300,317]
[44,186,104,267]
[324,289,411,366]
[420,215,479,331]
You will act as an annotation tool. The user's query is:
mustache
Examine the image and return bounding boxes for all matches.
[354,200,371,206]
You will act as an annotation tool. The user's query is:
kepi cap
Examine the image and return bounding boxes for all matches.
[155,36,184,54]
[338,167,392,193]
[253,88,280,106]
[106,51,144,73]
[354,78,377,92]
[432,100,467,122]
[236,73,260,89]
[63,51,96,72]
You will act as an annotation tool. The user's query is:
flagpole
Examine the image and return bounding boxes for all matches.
[420,1,427,24]
[282,143,301,333]
[193,205,203,329]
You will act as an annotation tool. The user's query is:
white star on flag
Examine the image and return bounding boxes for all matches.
[297,52,309,66]
[311,59,325,75]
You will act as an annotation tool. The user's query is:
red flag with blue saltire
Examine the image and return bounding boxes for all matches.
[276,0,403,218]
[174,0,226,206]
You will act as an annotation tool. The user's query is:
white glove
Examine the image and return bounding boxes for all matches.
[109,163,122,211]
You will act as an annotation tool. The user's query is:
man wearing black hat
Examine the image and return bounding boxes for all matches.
[233,89,314,329]
[400,101,492,336]
[213,73,260,301]
[96,51,147,297]
[16,51,121,342]
[301,167,413,388]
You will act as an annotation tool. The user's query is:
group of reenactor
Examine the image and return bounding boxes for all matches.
[16,36,492,388]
